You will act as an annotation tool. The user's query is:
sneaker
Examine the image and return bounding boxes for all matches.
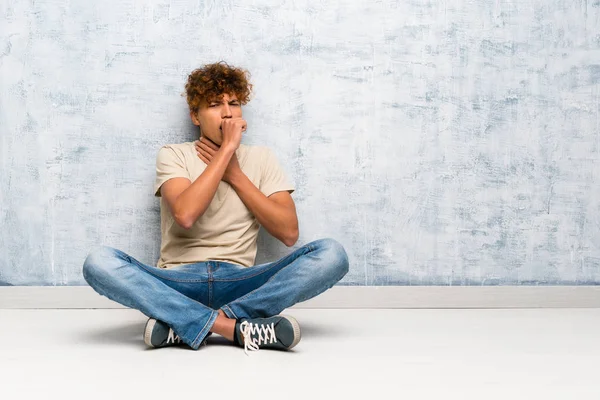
[235,314,301,355]
[144,318,212,348]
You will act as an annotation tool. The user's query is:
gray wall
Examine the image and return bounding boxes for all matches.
[1,0,599,286]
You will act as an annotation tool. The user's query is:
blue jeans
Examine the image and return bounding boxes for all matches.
[82,238,349,349]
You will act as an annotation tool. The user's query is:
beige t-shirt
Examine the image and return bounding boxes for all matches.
[153,141,295,269]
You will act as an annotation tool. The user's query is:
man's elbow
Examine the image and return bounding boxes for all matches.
[174,211,195,230]
[172,202,208,230]
[176,218,193,230]
[282,228,299,247]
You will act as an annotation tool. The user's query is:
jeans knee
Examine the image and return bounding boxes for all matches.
[82,246,121,284]
[316,238,349,279]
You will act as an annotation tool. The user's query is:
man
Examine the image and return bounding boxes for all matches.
[83,61,349,354]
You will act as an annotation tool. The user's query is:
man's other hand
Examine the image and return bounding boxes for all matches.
[195,136,242,184]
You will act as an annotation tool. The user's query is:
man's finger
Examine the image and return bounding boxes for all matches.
[197,150,210,165]
[196,140,211,151]
[198,141,216,155]
[201,136,220,150]
[197,147,211,160]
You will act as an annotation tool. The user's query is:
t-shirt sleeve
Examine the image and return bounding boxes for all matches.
[154,145,191,197]
[259,147,295,197]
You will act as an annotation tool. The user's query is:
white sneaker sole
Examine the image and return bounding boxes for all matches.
[280,314,302,349]
[144,318,157,347]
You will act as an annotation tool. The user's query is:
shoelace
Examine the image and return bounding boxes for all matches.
[166,328,182,345]
[240,320,277,355]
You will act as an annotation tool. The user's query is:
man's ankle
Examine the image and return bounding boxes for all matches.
[233,319,243,345]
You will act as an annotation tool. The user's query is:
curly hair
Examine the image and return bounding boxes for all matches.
[184,61,253,113]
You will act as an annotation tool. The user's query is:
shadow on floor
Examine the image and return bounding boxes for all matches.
[83,321,147,348]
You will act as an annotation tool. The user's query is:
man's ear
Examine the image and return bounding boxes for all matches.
[190,110,200,126]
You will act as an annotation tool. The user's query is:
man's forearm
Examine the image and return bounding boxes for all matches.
[228,173,298,246]
[175,146,236,228]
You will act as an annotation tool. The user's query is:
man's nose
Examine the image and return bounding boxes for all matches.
[221,103,232,117]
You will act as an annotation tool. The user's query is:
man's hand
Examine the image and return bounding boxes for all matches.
[221,117,246,151]
[195,136,242,184]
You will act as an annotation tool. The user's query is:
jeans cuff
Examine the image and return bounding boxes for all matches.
[190,309,219,349]
[220,305,238,320]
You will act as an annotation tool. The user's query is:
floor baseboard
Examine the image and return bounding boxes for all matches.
[1,286,600,308]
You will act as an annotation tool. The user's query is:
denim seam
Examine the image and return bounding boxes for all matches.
[211,262,221,273]
[208,279,213,308]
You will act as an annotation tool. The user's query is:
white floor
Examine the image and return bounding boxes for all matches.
[1,308,599,400]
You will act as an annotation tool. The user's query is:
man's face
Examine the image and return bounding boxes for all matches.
[190,92,242,145]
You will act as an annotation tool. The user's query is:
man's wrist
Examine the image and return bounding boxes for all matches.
[227,169,246,188]
[220,143,238,155]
